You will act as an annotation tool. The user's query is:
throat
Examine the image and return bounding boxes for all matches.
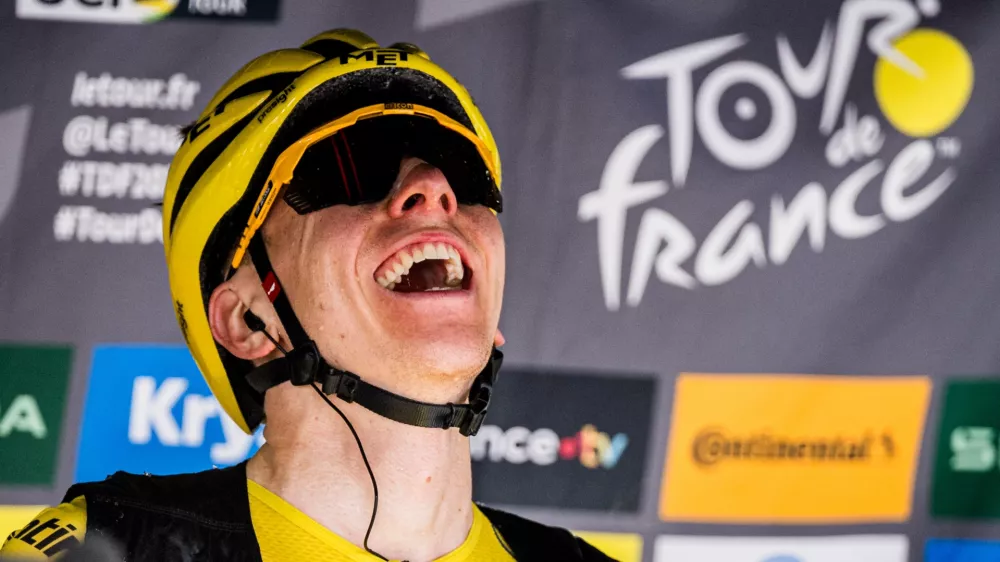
[247,413,475,560]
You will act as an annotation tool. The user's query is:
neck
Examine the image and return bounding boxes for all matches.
[246,383,474,562]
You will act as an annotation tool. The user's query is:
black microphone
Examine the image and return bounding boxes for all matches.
[243,309,267,334]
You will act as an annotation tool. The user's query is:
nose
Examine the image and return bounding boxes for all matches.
[387,160,458,219]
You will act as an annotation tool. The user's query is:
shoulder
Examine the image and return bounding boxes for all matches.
[64,462,250,524]
[54,464,259,562]
[1,496,86,560]
[476,504,615,561]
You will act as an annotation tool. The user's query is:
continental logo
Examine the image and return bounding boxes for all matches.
[691,428,896,467]
[660,374,931,523]
[8,517,80,557]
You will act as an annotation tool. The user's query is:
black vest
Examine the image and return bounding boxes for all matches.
[63,462,614,562]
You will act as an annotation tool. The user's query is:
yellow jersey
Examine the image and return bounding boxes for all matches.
[0,479,515,562]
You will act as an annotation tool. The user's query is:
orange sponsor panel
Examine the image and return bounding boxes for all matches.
[660,374,931,523]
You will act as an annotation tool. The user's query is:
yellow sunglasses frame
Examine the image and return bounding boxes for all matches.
[231,102,500,269]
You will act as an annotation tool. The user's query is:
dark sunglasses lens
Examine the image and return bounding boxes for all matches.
[282,116,502,215]
[282,126,396,213]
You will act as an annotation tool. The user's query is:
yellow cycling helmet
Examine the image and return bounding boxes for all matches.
[163,29,503,435]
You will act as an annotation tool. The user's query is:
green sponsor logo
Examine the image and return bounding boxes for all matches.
[931,380,1000,518]
[0,344,73,485]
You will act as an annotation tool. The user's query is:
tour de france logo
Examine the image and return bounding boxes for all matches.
[579,0,977,311]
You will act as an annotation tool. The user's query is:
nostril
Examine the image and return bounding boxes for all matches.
[439,194,451,212]
[401,193,424,211]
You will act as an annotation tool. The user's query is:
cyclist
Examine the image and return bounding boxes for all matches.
[1,29,612,562]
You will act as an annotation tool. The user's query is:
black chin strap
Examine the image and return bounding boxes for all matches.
[242,234,502,437]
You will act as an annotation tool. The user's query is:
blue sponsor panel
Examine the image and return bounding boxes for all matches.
[75,345,263,483]
[926,539,1000,562]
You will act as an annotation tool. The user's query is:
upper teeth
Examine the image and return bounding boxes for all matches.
[376,241,464,290]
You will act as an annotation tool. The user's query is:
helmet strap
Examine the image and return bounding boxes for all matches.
[242,233,502,436]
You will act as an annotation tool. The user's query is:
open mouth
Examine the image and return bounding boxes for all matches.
[374,241,470,293]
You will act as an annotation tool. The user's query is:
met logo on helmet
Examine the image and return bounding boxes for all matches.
[339,50,412,67]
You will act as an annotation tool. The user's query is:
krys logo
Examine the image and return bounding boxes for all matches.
[579,0,974,310]
[76,346,264,482]
[126,376,264,463]
[16,0,280,24]
[470,424,628,469]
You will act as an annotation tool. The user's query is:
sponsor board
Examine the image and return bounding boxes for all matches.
[470,367,654,511]
[573,531,642,562]
[931,380,1000,519]
[53,70,202,246]
[653,534,908,562]
[660,374,930,522]
[0,344,73,486]
[75,345,263,483]
[925,539,1000,562]
[16,0,280,24]
[579,0,974,309]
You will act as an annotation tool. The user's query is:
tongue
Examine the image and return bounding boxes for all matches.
[394,260,448,293]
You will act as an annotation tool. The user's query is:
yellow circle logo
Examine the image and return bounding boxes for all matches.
[874,28,974,138]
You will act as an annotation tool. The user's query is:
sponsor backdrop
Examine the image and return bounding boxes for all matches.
[0,0,998,560]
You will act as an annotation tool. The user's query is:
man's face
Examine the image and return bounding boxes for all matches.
[261,157,505,399]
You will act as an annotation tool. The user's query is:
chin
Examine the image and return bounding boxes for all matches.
[404,335,493,381]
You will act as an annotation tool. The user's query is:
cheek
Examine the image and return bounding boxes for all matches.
[491,225,505,283]
[294,210,368,307]
[473,212,505,290]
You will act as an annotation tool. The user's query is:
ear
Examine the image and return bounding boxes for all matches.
[493,329,506,348]
[208,283,276,361]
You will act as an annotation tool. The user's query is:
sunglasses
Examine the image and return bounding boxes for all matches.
[231,103,502,269]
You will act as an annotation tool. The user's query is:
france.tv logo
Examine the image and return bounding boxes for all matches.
[75,345,263,483]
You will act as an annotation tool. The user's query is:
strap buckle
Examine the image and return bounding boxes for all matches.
[288,343,321,386]
[319,368,360,403]
[456,383,491,437]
